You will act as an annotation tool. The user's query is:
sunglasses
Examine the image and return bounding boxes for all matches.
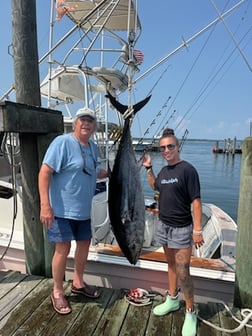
[159,144,176,152]
[81,151,92,175]
[79,143,96,175]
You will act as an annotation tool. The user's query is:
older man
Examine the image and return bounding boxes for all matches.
[39,107,107,314]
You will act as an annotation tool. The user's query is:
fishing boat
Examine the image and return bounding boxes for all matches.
[0,0,241,302]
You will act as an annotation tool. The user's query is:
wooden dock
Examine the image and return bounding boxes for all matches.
[0,270,251,335]
[212,138,242,155]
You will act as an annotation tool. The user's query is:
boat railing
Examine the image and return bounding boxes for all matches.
[91,177,111,245]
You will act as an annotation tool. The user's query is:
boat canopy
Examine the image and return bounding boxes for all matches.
[65,0,141,32]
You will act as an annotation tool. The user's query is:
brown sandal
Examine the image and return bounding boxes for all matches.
[71,283,100,298]
[51,293,72,315]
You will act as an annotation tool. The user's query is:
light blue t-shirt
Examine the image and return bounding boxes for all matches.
[42,133,99,220]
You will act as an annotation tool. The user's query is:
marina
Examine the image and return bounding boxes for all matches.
[0,0,252,332]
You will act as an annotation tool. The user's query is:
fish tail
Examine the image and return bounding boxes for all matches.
[105,91,151,118]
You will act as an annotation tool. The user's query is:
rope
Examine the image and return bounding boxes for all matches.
[198,302,252,333]
[0,133,21,260]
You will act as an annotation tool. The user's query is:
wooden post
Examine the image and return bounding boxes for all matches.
[37,133,60,277]
[215,141,219,151]
[0,101,63,278]
[11,0,46,275]
[232,137,237,155]
[224,139,227,153]
[234,137,252,308]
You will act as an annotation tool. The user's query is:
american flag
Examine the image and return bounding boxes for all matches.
[133,49,144,64]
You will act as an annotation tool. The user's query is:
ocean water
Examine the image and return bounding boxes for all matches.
[139,139,242,221]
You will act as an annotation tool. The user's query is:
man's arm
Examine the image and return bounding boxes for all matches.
[38,164,54,228]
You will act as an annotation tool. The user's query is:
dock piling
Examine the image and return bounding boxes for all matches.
[234,136,252,308]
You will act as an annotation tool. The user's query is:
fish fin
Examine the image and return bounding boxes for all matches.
[132,95,151,114]
[105,91,128,114]
[105,91,151,117]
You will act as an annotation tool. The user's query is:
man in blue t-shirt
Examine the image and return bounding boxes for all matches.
[39,107,107,315]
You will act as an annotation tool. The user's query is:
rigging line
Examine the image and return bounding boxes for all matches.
[210,0,252,72]
[169,0,251,134]
[151,4,239,138]
[146,64,171,97]
[183,42,251,128]
[184,8,252,121]
[134,0,248,84]
[175,27,252,131]
[153,24,216,140]
[154,2,235,138]
[154,109,177,140]
[136,95,172,146]
[135,64,171,144]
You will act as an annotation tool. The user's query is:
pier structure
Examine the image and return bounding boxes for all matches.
[212,137,242,155]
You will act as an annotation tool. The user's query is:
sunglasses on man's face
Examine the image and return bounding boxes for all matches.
[159,144,176,152]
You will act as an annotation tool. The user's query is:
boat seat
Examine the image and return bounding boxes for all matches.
[40,67,85,101]
[92,67,128,92]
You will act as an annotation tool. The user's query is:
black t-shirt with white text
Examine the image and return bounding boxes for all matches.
[154,160,201,227]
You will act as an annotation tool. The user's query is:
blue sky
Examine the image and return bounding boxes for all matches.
[1,0,252,140]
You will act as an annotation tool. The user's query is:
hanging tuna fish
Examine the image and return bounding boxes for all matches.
[106,91,151,264]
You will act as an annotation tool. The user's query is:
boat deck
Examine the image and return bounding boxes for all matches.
[0,270,251,336]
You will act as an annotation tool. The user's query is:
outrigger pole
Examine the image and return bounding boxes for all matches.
[134,0,248,83]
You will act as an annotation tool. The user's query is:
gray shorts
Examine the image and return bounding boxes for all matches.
[47,217,92,242]
[155,220,193,249]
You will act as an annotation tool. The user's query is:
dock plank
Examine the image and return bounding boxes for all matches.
[171,302,186,335]
[119,304,151,336]
[10,279,65,336]
[66,287,118,335]
[91,289,128,336]
[246,325,252,336]
[0,271,251,336]
[144,295,173,335]
[0,273,44,328]
[0,271,28,299]
[197,302,222,336]
[217,302,246,336]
